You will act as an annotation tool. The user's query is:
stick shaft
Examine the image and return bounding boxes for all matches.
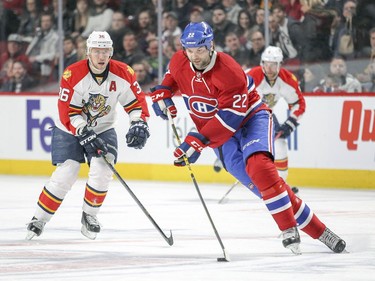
[101,154,173,246]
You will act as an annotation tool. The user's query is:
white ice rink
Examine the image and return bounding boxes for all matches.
[0,174,374,281]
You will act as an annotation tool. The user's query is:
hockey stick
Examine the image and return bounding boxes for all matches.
[167,111,230,262]
[100,153,174,246]
[218,180,240,204]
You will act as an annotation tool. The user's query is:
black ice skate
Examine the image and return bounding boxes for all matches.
[282,226,301,255]
[26,217,46,240]
[319,227,346,253]
[81,211,101,240]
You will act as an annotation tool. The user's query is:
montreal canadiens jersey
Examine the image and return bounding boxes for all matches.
[56,59,149,135]
[162,50,265,148]
[247,66,305,120]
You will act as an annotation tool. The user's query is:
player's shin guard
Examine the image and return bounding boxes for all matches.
[246,153,296,231]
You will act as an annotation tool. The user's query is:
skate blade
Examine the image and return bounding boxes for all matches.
[287,243,302,255]
[81,225,98,240]
[25,231,37,240]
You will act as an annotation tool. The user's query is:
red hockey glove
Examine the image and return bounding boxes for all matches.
[173,132,210,167]
[150,85,177,120]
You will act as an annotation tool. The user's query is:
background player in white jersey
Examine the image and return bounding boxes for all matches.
[26,31,150,240]
[247,46,305,194]
[150,22,345,254]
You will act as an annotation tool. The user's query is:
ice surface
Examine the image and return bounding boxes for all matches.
[0,175,374,281]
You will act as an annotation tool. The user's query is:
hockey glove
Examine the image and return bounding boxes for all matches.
[173,132,210,167]
[277,116,299,138]
[126,120,150,149]
[150,85,177,120]
[78,126,108,157]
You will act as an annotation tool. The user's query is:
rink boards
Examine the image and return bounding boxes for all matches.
[0,92,374,189]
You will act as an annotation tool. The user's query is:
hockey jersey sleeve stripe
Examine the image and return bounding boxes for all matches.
[123,99,141,113]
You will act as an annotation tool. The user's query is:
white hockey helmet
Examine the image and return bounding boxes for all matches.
[86,31,113,56]
[261,46,283,76]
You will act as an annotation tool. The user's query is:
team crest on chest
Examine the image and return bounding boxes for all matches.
[186,95,218,119]
[83,93,111,127]
[262,93,277,108]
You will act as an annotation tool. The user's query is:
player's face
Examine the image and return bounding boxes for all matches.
[262,61,278,80]
[88,47,112,73]
[185,46,211,70]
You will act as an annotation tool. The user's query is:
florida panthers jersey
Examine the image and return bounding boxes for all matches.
[56,59,149,135]
[247,66,305,120]
[161,50,265,148]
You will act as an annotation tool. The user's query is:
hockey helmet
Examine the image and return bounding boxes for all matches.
[180,21,214,49]
[261,46,283,63]
[86,31,113,56]
[261,46,283,75]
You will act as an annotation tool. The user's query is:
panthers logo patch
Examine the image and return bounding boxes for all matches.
[83,93,111,127]
[262,93,277,108]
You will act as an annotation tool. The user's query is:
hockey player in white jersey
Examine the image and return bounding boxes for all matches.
[26,31,150,240]
[247,46,305,193]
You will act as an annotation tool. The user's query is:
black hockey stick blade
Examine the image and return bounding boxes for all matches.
[217,249,230,262]
[99,152,174,246]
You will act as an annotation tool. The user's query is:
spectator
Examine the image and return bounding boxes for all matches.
[108,11,130,57]
[244,0,260,19]
[175,0,196,29]
[249,8,265,35]
[1,61,37,93]
[320,55,362,92]
[201,0,221,24]
[272,3,302,62]
[18,0,43,40]
[222,0,243,25]
[211,5,237,51]
[71,0,89,39]
[278,0,303,21]
[301,63,325,92]
[130,8,156,54]
[131,60,155,88]
[299,0,335,63]
[0,1,21,41]
[235,9,255,49]
[162,12,182,49]
[62,35,78,68]
[189,5,205,23]
[356,27,375,91]
[81,0,113,38]
[75,36,87,61]
[49,0,74,33]
[26,11,59,82]
[0,34,30,78]
[120,0,155,18]
[224,31,250,69]
[145,38,168,81]
[113,31,146,66]
[248,30,266,67]
[333,0,366,60]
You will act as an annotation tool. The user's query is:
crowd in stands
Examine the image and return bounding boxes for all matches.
[0,0,374,93]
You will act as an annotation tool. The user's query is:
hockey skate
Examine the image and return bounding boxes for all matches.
[81,211,101,240]
[26,217,46,240]
[319,227,346,253]
[282,226,301,255]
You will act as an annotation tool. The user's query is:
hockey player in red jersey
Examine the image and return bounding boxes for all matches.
[150,21,346,254]
[247,46,305,194]
[26,31,150,240]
